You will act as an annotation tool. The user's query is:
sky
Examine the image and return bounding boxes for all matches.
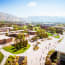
[0,0,65,18]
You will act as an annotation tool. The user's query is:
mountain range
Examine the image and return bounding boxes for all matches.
[0,12,65,24]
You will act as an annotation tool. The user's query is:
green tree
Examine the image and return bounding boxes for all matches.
[14,33,28,50]
[48,27,56,33]
[37,29,48,38]
[56,28,63,34]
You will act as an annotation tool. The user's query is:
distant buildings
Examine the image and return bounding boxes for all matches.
[54,26,65,30]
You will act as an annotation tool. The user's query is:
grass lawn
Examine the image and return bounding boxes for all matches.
[0,52,4,63]
[3,44,30,54]
[47,32,53,36]
[54,35,60,38]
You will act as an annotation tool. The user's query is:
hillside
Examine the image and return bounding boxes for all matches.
[0,12,24,23]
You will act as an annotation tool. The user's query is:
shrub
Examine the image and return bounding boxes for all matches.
[37,29,48,38]
[31,36,38,42]
[58,37,64,42]
[37,41,40,44]
[33,45,39,50]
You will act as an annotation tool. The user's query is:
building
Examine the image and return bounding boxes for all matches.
[8,32,29,38]
[54,26,65,30]
[16,30,24,33]
[0,27,13,32]
[0,35,12,44]
[8,30,24,37]
[28,30,37,35]
[0,32,7,35]
[8,32,18,37]
[10,30,24,33]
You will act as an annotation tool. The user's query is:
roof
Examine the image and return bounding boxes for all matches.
[55,37,65,53]
[4,27,13,29]
[0,32,7,34]
[10,30,24,33]
[28,30,37,32]
[0,27,13,30]
[0,35,11,40]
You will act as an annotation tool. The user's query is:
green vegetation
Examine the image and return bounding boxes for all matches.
[27,24,33,30]
[48,27,63,35]
[14,33,29,49]
[21,25,28,30]
[31,29,48,42]
[33,45,39,51]
[12,25,22,30]
[5,55,16,65]
[31,36,39,42]
[58,37,64,42]
[33,26,40,31]
[3,33,30,54]
[48,27,56,33]
[45,50,56,65]
[3,44,30,54]
[54,35,60,38]
[0,52,4,63]
[56,28,63,34]
[5,55,27,65]
[48,50,55,56]
[37,29,48,38]
[23,30,28,33]
[47,32,53,36]
[5,32,8,36]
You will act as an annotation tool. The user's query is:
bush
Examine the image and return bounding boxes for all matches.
[45,58,52,65]
[37,29,48,38]
[33,45,39,51]
[31,36,38,42]
[47,32,53,36]
[37,41,40,44]
[58,37,64,42]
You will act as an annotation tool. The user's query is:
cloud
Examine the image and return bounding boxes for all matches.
[27,2,37,7]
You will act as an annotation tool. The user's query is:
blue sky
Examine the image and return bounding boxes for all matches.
[0,0,65,18]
